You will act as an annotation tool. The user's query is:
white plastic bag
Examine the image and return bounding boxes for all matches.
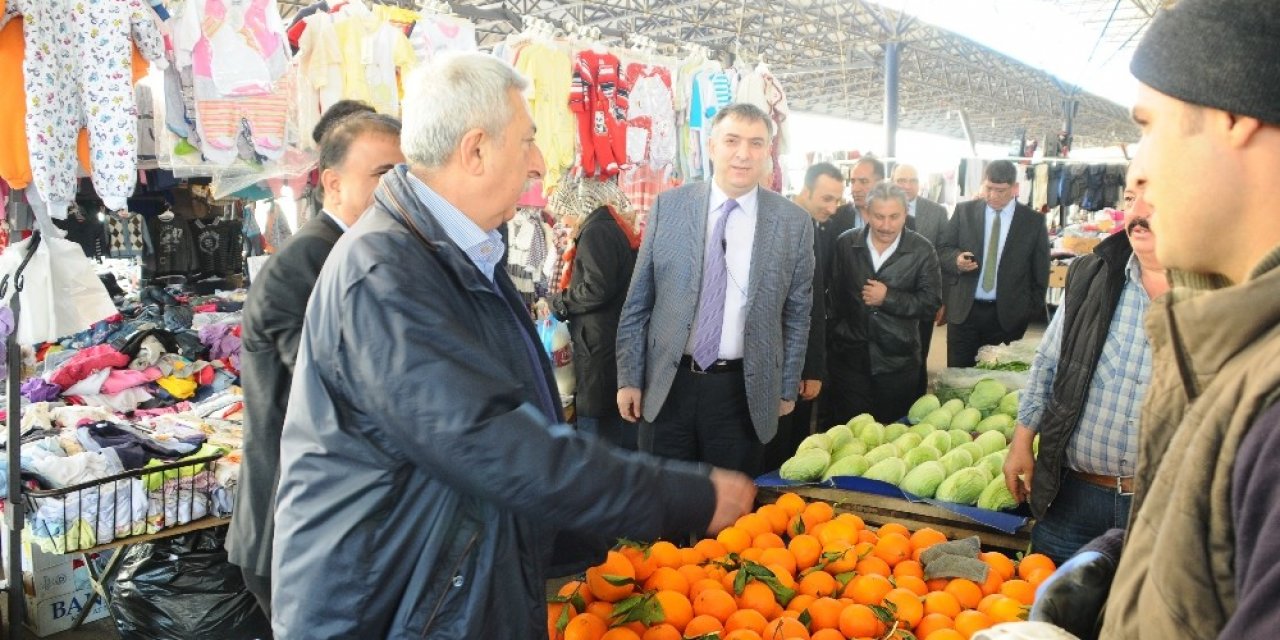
[0,236,118,344]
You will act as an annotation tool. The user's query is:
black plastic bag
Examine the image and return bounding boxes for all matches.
[110,525,271,639]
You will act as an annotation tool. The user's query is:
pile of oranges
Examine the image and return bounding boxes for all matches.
[549,492,1057,640]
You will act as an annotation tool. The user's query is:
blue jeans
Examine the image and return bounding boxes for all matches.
[1031,474,1133,566]
[577,414,638,451]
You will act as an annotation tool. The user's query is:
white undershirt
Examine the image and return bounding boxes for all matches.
[869,232,902,272]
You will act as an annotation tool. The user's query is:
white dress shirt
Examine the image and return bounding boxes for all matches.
[974,200,1015,301]
[869,232,902,272]
[685,183,758,360]
[323,210,350,233]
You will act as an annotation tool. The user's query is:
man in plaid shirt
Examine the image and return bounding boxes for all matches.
[1003,170,1168,564]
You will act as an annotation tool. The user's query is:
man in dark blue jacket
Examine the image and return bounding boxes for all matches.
[269,53,756,639]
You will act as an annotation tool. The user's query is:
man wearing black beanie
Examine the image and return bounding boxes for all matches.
[1024,1,1280,639]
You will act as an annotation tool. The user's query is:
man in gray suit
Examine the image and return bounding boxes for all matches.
[616,103,815,476]
[893,163,949,393]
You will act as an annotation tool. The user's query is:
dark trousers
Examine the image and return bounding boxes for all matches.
[824,343,920,425]
[947,301,1028,368]
[241,567,272,621]
[917,320,936,395]
[578,414,638,451]
[1031,474,1133,566]
[641,367,763,476]
[762,396,816,473]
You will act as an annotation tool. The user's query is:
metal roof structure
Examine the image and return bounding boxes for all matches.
[277,0,1161,148]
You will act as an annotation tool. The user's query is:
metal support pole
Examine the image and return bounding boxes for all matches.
[958,110,978,157]
[884,40,901,166]
[1059,97,1080,228]
[6,275,24,640]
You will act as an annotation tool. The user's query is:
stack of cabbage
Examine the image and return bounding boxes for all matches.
[777,378,1023,511]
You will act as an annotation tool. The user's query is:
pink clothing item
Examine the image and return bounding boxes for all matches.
[99,367,163,395]
[48,345,131,389]
[194,303,219,313]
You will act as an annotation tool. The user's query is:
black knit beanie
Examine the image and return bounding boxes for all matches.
[1130,0,1280,125]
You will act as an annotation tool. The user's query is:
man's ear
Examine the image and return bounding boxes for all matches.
[320,168,342,203]
[457,128,487,176]
[1225,112,1264,149]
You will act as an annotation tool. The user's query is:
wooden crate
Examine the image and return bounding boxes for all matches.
[758,486,1032,556]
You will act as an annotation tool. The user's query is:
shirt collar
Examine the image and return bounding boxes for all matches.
[403,166,505,281]
[986,199,1015,218]
[322,210,349,233]
[1126,251,1145,286]
[709,182,759,216]
[908,198,917,217]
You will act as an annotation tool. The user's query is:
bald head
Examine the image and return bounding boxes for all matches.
[892,164,921,201]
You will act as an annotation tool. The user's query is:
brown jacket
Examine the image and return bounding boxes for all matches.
[1102,249,1280,639]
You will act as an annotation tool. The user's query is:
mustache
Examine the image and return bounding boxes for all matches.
[1127,217,1152,234]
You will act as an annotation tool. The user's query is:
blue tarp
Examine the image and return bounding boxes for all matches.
[756,471,1031,535]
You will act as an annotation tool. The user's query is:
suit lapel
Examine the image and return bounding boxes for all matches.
[687,182,712,294]
[747,190,780,307]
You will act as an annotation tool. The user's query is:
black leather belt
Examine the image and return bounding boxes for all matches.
[973,300,997,306]
[679,355,744,374]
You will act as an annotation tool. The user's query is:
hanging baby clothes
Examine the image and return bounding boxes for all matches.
[373,4,417,36]
[623,63,676,170]
[175,0,293,166]
[570,49,629,179]
[145,214,198,278]
[408,13,476,64]
[106,211,149,259]
[690,66,732,180]
[293,11,344,148]
[1,0,165,216]
[759,65,791,192]
[334,14,416,116]
[513,42,575,194]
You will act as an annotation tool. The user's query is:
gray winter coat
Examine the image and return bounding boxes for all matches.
[270,165,717,639]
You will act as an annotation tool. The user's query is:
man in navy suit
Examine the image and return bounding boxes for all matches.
[616,103,815,476]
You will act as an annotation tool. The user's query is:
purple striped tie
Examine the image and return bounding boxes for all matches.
[691,199,739,370]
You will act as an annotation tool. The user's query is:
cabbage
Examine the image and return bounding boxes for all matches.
[903,445,942,470]
[941,399,966,416]
[977,451,1007,479]
[921,431,953,454]
[865,443,901,466]
[859,422,886,448]
[948,429,974,449]
[863,458,908,485]
[823,454,871,480]
[968,379,1008,412]
[974,431,1008,456]
[891,433,924,454]
[936,467,993,505]
[798,433,832,453]
[951,407,983,432]
[939,448,975,476]
[976,414,1015,437]
[846,413,876,429]
[908,394,941,424]
[977,476,1019,511]
[957,442,983,463]
[998,391,1021,418]
[779,450,831,482]
[832,440,868,461]
[883,423,909,443]
[900,461,948,498]
[908,422,938,439]
[922,409,953,430]
[825,425,855,451]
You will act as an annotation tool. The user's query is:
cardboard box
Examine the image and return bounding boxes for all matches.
[2,565,110,637]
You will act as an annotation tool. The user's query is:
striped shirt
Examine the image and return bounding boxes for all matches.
[403,167,505,282]
[1019,253,1153,476]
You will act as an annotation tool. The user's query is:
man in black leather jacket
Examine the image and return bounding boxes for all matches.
[827,182,942,423]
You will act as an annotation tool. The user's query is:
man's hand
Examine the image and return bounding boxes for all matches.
[799,380,822,401]
[957,252,980,273]
[934,304,947,327]
[1029,550,1116,638]
[706,468,757,534]
[862,279,888,307]
[780,400,796,416]
[617,387,643,423]
[1004,425,1037,504]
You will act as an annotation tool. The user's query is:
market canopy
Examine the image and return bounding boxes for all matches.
[279,0,1150,148]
